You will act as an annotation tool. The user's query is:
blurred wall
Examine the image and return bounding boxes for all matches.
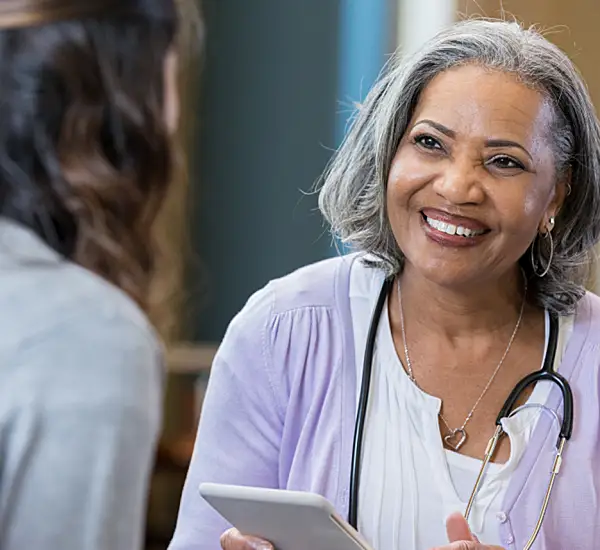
[188,0,395,342]
[459,0,600,108]
[188,0,341,342]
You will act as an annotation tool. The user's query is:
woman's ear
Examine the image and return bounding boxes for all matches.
[542,170,571,232]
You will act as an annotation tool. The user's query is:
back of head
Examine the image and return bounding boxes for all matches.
[320,19,600,314]
[0,0,179,310]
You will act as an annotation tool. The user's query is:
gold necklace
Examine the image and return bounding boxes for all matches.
[397,278,527,451]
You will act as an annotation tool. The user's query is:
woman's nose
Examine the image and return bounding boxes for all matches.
[432,157,485,205]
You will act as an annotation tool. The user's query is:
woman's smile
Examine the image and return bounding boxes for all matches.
[419,208,491,248]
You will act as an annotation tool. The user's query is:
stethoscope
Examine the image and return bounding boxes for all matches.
[348,277,574,550]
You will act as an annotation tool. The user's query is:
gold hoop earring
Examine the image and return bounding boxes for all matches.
[530,224,554,278]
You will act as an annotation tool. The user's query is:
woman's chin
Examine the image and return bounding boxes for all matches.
[405,262,484,291]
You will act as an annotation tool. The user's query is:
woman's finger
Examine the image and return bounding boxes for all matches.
[220,527,274,550]
[446,512,476,543]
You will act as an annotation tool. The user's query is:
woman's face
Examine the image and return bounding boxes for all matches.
[387,64,566,288]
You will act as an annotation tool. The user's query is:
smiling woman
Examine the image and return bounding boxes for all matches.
[386,65,565,292]
[169,19,600,550]
[319,26,598,317]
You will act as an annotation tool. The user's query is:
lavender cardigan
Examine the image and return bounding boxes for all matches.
[169,254,600,550]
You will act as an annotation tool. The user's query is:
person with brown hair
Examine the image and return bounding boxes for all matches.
[0,1,183,549]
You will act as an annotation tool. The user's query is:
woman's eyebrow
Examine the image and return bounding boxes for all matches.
[414,119,455,138]
[485,139,533,161]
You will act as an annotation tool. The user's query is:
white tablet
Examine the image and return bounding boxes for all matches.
[199,482,374,550]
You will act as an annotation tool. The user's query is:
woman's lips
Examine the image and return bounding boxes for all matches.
[421,207,490,231]
[420,209,490,247]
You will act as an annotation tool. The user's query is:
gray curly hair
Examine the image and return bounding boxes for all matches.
[319,19,600,314]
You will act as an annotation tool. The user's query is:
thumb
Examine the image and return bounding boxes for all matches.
[446,512,479,543]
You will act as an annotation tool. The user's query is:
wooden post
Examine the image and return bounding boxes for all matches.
[149,3,203,344]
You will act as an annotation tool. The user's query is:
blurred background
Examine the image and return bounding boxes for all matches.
[146,0,600,547]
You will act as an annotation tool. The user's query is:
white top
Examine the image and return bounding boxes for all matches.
[0,218,163,550]
[349,261,573,550]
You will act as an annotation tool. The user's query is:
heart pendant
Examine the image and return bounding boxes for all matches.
[444,428,467,451]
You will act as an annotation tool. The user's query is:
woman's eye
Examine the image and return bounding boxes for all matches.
[414,134,443,150]
[489,155,525,171]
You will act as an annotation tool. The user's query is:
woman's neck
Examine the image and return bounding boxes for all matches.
[397,264,526,341]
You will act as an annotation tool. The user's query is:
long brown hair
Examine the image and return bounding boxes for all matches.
[0,0,179,313]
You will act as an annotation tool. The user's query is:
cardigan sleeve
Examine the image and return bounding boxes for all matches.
[168,283,286,550]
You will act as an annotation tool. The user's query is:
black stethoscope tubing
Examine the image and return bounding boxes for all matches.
[348,277,573,529]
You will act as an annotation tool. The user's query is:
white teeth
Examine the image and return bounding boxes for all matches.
[425,216,485,237]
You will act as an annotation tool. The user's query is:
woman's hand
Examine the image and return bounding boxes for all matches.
[220,528,274,550]
[430,513,505,550]
[219,514,503,550]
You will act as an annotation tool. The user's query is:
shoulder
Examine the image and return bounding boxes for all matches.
[6,260,155,348]
[223,253,383,352]
[582,290,600,320]
[567,292,600,388]
[0,219,156,351]
[269,253,362,313]
[574,291,600,345]
[0,260,162,417]
[226,254,358,330]
[216,254,372,392]
[11,302,161,416]
[7,260,160,360]
[229,252,392,339]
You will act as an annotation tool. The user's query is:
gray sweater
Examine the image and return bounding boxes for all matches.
[0,218,164,549]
